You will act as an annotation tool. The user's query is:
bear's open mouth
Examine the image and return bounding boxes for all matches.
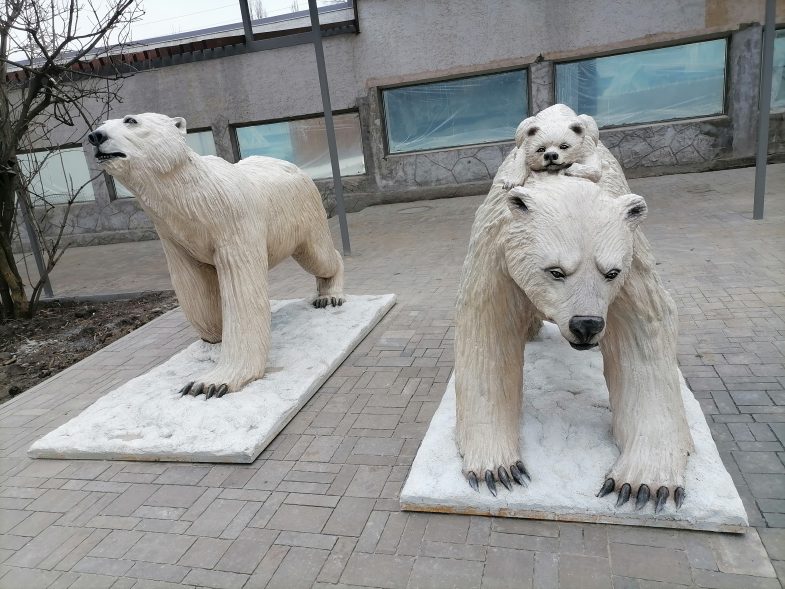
[95,150,126,162]
[569,342,597,351]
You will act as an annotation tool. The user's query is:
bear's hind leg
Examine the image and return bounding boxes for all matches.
[161,239,222,343]
[293,234,344,308]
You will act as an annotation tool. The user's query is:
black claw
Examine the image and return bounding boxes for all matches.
[216,384,229,398]
[498,466,512,491]
[597,477,615,498]
[484,470,497,497]
[655,486,669,514]
[635,484,650,511]
[510,463,527,487]
[467,471,479,492]
[191,382,205,397]
[515,460,531,482]
[337,298,343,306]
[674,487,685,509]
[205,384,217,399]
[178,381,194,397]
[330,297,337,306]
[616,483,631,507]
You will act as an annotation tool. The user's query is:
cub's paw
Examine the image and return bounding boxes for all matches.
[464,460,531,496]
[313,295,344,309]
[499,178,519,191]
[564,162,602,183]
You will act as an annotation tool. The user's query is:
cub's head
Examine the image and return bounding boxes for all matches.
[503,176,647,349]
[88,113,191,181]
[515,104,599,173]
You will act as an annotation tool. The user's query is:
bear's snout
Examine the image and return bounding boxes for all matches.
[88,129,108,146]
[544,151,559,163]
[568,315,605,348]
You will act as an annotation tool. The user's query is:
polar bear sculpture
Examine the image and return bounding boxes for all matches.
[88,113,344,398]
[456,140,693,512]
[499,104,603,189]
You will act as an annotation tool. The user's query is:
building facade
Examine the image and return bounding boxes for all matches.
[18,0,785,246]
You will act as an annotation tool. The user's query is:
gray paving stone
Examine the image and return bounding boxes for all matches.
[177,537,232,569]
[125,561,189,583]
[181,567,248,589]
[145,485,206,508]
[558,554,612,589]
[322,496,375,536]
[267,546,330,589]
[215,528,277,574]
[266,503,332,533]
[340,552,414,589]
[184,499,244,537]
[0,566,62,589]
[123,532,196,564]
[409,555,484,589]
[608,542,692,585]
[709,528,777,578]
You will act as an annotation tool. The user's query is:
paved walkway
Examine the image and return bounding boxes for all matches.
[1,164,784,588]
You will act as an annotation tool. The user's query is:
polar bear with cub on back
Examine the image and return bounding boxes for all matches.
[455,104,693,512]
[89,112,344,399]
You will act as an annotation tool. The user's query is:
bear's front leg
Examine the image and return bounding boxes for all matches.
[563,162,602,183]
[599,239,693,512]
[455,277,533,495]
[179,240,271,399]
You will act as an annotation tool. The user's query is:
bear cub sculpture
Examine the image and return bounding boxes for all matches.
[455,106,693,512]
[89,113,344,398]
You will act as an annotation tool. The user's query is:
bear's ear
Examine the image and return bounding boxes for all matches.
[619,193,648,230]
[173,117,187,136]
[577,114,600,144]
[515,116,538,147]
[507,186,533,215]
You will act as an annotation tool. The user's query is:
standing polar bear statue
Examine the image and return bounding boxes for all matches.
[89,113,344,399]
[455,105,693,512]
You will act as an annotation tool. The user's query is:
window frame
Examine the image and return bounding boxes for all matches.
[551,35,731,130]
[378,66,531,157]
[16,143,98,207]
[231,109,367,178]
[772,27,785,113]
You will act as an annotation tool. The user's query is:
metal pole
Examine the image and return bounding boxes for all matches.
[308,0,352,255]
[17,192,53,298]
[238,0,255,46]
[753,0,776,220]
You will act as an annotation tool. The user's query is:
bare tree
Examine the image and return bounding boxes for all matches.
[0,0,141,318]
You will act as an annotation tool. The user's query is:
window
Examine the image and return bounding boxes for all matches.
[114,130,217,198]
[382,69,528,154]
[773,30,785,111]
[17,147,95,206]
[555,39,727,127]
[235,113,365,179]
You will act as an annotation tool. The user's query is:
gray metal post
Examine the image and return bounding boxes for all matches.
[17,193,53,298]
[238,0,255,46]
[308,0,352,255]
[753,0,776,220]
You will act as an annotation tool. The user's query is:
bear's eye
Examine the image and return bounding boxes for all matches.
[123,117,138,125]
[604,269,620,281]
[559,143,570,150]
[547,268,565,280]
[536,147,546,153]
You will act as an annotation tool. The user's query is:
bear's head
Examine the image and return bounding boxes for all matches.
[87,113,191,182]
[503,176,647,350]
[515,104,599,173]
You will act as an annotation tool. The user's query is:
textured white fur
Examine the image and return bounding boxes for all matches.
[93,113,344,392]
[501,104,603,189]
[456,126,694,498]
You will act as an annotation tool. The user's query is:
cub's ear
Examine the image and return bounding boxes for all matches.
[173,117,187,135]
[507,186,534,215]
[515,116,538,147]
[619,193,647,230]
[577,114,600,144]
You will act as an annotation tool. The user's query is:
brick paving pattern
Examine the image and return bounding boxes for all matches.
[1,164,784,588]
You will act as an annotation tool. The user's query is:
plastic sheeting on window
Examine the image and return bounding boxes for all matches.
[115,130,217,198]
[235,113,365,179]
[555,39,727,128]
[382,70,528,154]
[773,30,785,111]
[17,147,95,206]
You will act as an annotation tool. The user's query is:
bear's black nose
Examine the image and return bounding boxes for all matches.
[569,315,605,343]
[87,130,107,146]
[544,151,559,162]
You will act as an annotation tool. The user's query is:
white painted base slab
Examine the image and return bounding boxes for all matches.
[401,323,748,533]
[29,294,396,463]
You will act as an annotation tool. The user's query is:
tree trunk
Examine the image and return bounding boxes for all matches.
[0,171,28,318]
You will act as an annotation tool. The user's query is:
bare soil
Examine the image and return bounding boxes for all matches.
[0,292,177,403]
